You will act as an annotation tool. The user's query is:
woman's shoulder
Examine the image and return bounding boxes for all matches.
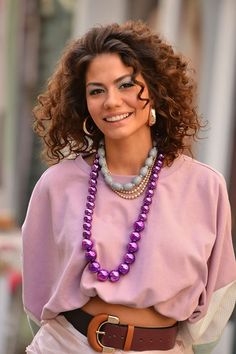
[164,154,228,196]
[179,154,226,183]
[34,155,87,191]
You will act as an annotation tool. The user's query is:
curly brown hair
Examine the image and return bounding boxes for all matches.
[33,20,202,165]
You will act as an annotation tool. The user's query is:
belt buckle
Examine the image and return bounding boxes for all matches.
[87,313,119,352]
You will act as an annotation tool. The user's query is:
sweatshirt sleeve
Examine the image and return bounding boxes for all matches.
[22,172,57,325]
[179,176,236,353]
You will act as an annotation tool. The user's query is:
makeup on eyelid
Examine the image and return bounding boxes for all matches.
[87,76,135,96]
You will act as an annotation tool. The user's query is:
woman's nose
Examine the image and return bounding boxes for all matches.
[103,88,122,109]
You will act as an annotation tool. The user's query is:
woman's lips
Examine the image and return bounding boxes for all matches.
[104,112,133,123]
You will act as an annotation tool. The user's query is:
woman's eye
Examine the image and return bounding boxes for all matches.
[119,82,135,89]
[89,88,104,96]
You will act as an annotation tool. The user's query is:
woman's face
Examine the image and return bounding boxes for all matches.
[85,53,152,143]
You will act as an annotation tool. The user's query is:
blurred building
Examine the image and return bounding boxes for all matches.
[0,0,235,353]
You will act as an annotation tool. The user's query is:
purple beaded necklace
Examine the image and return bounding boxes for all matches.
[82,151,164,282]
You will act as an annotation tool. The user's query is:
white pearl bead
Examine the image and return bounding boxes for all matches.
[149,148,157,157]
[123,183,135,190]
[132,176,142,185]
[112,182,123,191]
[140,166,148,176]
[98,147,105,157]
[101,166,108,174]
[99,157,106,167]
[145,157,153,167]
[104,175,113,184]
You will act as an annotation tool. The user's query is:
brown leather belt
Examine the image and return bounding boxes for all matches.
[62,308,178,352]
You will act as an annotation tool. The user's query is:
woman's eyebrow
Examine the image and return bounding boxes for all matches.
[86,74,132,87]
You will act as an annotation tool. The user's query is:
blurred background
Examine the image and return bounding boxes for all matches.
[0,0,235,353]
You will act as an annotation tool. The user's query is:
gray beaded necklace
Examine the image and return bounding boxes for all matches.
[97,141,158,193]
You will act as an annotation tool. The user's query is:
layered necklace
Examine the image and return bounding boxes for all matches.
[82,143,164,282]
[97,141,158,199]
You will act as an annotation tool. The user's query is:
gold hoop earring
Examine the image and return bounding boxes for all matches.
[83,116,95,136]
[149,108,156,126]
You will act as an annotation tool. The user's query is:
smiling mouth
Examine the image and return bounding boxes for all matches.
[104,112,133,122]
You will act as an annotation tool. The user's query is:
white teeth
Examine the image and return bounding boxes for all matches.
[105,113,130,122]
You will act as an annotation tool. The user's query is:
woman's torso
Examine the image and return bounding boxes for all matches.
[22,154,228,324]
[82,154,177,327]
[82,296,177,327]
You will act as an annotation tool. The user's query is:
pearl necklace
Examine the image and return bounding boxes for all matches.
[112,164,154,199]
[82,152,164,282]
[97,142,158,193]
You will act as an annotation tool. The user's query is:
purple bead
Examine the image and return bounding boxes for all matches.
[85,208,93,216]
[141,205,149,214]
[144,196,152,206]
[97,269,109,281]
[83,222,91,231]
[151,173,159,181]
[89,261,100,272]
[82,239,93,250]
[89,179,97,187]
[109,270,120,282]
[88,186,97,195]
[156,160,163,167]
[148,181,156,190]
[84,215,92,223]
[146,189,154,197]
[130,231,141,242]
[90,171,98,179]
[92,164,99,172]
[134,220,145,232]
[139,213,147,222]
[124,253,135,264]
[158,153,165,160]
[86,201,95,210]
[87,194,95,203]
[118,263,130,275]
[154,166,161,173]
[83,230,91,238]
[127,242,139,253]
[85,250,97,261]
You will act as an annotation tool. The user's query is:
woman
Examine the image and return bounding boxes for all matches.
[22,21,236,353]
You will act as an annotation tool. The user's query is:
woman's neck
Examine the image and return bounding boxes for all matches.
[104,135,153,175]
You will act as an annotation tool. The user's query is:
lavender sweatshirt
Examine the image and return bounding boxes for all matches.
[22,154,236,351]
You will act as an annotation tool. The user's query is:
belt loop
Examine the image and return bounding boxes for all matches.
[124,325,134,351]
